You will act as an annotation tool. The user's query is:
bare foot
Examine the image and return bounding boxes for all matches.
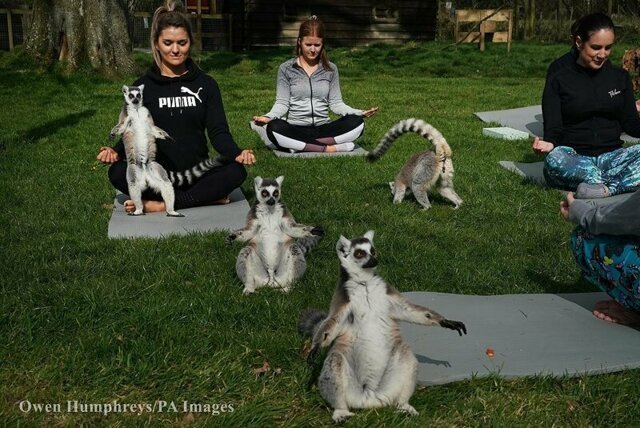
[123,199,166,213]
[212,196,231,205]
[592,300,640,326]
[325,145,337,153]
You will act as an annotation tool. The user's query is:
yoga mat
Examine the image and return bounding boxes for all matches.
[498,160,634,206]
[107,188,250,239]
[250,121,367,158]
[400,292,640,386]
[475,105,639,143]
[263,140,367,158]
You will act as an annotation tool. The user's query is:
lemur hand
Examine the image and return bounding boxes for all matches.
[439,319,467,336]
[311,226,325,237]
[225,233,237,246]
[307,345,319,364]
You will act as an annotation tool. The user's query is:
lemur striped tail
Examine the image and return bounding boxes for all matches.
[297,234,323,255]
[298,308,327,337]
[167,157,223,186]
[366,118,452,162]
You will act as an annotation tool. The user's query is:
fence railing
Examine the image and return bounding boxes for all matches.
[0,7,232,52]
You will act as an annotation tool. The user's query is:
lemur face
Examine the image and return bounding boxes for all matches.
[254,176,284,206]
[336,231,378,270]
[122,84,144,106]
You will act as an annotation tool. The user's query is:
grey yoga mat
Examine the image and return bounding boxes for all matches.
[400,291,640,386]
[107,188,250,239]
[498,160,633,206]
[475,105,639,143]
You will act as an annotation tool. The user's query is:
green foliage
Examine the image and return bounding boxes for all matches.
[1,41,639,426]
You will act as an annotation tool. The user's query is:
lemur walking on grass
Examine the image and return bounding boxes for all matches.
[367,118,463,210]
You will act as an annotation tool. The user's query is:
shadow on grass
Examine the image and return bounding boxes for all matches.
[526,269,587,294]
[22,109,96,143]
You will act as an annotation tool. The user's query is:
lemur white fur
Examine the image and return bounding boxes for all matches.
[227,176,324,295]
[367,118,463,210]
[109,85,223,191]
[299,231,466,423]
[109,84,182,217]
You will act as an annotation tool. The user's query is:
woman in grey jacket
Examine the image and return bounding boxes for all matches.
[562,191,640,326]
[252,16,378,153]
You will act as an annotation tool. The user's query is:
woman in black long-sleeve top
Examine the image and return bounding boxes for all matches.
[532,13,640,199]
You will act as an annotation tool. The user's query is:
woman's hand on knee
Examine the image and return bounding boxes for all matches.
[252,116,271,125]
[532,137,554,154]
[235,149,256,165]
[97,146,119,164]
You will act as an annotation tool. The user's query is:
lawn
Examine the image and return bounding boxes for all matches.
[1,40,639,426]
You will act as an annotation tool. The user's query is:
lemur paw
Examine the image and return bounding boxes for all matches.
[397,404,418,416]
[225,233,237,245]
[439,319,467,336]
[306,345,319,364]
[332,409,355,423]
[311,226,325,237]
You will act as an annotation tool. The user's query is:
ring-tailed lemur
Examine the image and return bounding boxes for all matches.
[367,118,463,210]
[110,85,224,215]
[226,176,324,295]
[299,231,466,423]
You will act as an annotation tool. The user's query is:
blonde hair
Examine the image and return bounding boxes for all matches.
[296,15,332,71]
[150,0,194,69]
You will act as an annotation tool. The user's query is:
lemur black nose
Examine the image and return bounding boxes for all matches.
[363,256,378,268]
[267,198,275,206]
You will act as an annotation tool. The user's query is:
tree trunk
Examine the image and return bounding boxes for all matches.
[524,0,536,40]
[25,0,135,76]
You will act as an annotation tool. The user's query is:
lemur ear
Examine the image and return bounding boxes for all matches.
[138,83,144,93]
[336,235,351,256]
[276,176,284,186]
[364,230,375,242]
[122,85,128,94]
[254,176,263,189]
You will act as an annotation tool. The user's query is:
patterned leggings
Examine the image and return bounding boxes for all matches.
[571,227,640,311]
[543,145,640,194]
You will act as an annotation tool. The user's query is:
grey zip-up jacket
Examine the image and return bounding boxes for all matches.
[569,190,640,236]
[264,58,362,127]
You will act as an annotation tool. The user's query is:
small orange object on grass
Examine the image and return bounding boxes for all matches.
[485,347,495,357]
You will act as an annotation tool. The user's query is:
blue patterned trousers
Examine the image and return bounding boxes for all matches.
[571,227,640,311]
[543,145,640,194]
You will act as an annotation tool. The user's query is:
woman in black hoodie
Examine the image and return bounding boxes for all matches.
[97,0,255,213]
[532,13,640,199]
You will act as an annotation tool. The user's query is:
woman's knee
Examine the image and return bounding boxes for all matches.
[226,162,247,187]
[107,161,129,193]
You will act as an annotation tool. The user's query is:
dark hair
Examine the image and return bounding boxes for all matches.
[150,0,194,69]
[296,15,332,71]
[573,13,615,44]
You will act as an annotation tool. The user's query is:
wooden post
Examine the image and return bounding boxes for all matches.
[507,9,512,53]
[7,9,14,51]
[228,13,232,50]
[195,0,203,50]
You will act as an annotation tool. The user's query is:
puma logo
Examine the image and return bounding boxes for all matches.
[180,86,203,103]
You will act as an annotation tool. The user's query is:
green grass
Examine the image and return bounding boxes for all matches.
[1,41,640,426]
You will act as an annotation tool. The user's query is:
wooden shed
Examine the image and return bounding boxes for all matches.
[242,0,438,48]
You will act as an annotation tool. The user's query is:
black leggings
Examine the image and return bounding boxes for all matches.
[108,160,247,210]
[266,115,364,153]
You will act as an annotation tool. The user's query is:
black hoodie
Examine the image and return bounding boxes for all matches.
[542,60,640,157]
[114,58,241,171]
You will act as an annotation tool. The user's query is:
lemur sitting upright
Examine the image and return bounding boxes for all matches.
[299,231,466,423]
[367,118,463,210]
[110,85,223,216]
[226,176,324,295]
